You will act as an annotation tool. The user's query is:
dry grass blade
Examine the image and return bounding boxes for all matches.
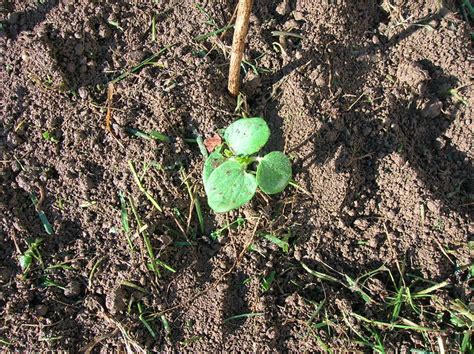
[105,83,124,148]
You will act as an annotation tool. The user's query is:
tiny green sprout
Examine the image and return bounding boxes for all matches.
[203,117,292,213]
[19,238,44,277]
[41,130,59,144]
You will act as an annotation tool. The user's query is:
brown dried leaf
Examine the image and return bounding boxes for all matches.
[204,133,222,153]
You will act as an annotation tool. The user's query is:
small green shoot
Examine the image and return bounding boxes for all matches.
[154,258,176,273]
[263,233,290,253]
[0,338,11,346]
[128,196,160,277]
[119,191,134,251]
[128,161,162,212]
[111,46,171,84]
[107,19,124,31]
[224,312,264,322]
[203,118,292,213]
[137,302,157,339]
[261,271,276,292]
[160,315,171,335]
[127,127,171,142]
[30,193,53,235]
[19,238,44,277]
[180,167,205,234]
[121,280,148,293]
[40,277,66,290]
[210,217,246,240]
[41,130,59,144]
[88,257,104,288]
[448,88,468,105]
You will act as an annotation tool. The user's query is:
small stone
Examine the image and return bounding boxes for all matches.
[435,136,447,150]
[35,304,48,316]
[284,19,299,30]
[78,87,88,100]
[0,268,12,284]
[421,100,442,119]
[426,201,438,213]
[64,280,82,297]
[293,248,302,261]
[9,13,19,24]
[354,219,369,231]
[266,328,277,339]
[66,62,75,73]
[362,126,372,136]
[74,43,84,55]
[293,11,304,21]
[276,0,290,16]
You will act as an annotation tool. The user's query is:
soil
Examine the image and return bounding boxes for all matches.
[1,0,473,352]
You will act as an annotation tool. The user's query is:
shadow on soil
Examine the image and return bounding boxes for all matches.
[245,0,472,350]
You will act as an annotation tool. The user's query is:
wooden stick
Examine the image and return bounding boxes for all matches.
[228,0,253,96]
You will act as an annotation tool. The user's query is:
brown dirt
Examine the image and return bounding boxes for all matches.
[1,0,472,352]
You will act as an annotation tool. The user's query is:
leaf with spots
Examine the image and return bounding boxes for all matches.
[256,151,292,194]
[224,117,270,155]
[203,151,226,190]
[206,159,257,213]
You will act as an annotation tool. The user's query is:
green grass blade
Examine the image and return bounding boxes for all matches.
[263,233,289,253]
[30,194,53,235]
[301,262,339,283]
[128,161,162,212]
[111,45,171,84]
[194,24,234,41]
[224,312,264,322]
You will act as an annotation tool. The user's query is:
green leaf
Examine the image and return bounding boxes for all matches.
[224,117,270,155]
[263,233,289,253]
[19,254,32,271]
[206,160,257,213]
[203,151,226,189]
[256,151,292,194]
[261,271,276,292]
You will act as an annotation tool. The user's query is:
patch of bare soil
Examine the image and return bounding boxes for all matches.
[1,0,472,352]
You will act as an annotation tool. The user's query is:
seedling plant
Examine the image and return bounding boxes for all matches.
[203,117,292,212]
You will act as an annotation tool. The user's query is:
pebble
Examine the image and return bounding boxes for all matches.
[435,136,447,150]
[78,87,88,100]
[293,11,305,21]
[421,100,442,119]
[354,219,369,231]
[66,62,75,73]
[9,13,19,24]
[74,43,84,55]
[276,0,290,16]
[64,280,82,297]
[0,268,12,284]
[35,304,48,316]
[426,201,438,213]
[284,19,299,30]
[266,328,277,339]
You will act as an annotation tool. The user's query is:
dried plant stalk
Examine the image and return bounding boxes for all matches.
[228,0,253,96]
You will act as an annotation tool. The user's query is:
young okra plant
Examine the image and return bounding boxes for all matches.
[203,117,292,212]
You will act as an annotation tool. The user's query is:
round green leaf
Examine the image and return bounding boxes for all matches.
[203,151,225,189]
[206,159,257,213]
[224,117,270,155]
[256,151,292,194]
